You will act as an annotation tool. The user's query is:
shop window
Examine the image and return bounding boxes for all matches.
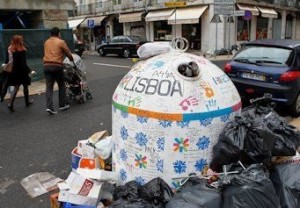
[95,0,103,8]
[256,17,268,39]
[237,17,250,41]
[113,0,122,5]
[154,21,172,41]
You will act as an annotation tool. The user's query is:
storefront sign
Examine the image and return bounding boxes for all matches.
[234,10,245,16]
[164,1,187,7]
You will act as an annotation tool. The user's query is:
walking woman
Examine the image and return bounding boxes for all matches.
[6,35,33,112]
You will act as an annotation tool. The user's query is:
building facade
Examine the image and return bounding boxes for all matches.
[0,0,75,29]
[69,0,300,53]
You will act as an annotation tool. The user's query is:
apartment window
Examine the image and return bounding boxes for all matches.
[80,0,86,4]
[113,0,122,5]
[134,0,143,2]
[95,0,103,8]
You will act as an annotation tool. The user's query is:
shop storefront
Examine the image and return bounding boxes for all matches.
[168,6,207,50]
[145,9,174,41]
[119,11,146,38]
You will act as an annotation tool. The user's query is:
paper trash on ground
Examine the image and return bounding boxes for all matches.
[58,171,103,206]
[20,172,63,198]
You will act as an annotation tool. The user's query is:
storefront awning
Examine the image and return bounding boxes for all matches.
[81,16,107,27]
[119,12,144,23]
[168,6,208,25]
[145,9,175,22]
[68,18,85,29]
[257,6,278,18]
[237,4,259,16]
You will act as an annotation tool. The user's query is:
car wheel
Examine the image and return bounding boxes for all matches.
[291,93,300,116]
[98,48,106,56]
[123,49,131,58]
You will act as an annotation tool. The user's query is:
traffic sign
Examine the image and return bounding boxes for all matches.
[164,1,186,7]
[243,10,252,20]
[87,19,95,28]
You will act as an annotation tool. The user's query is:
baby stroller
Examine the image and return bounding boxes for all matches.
[63,54,92,103]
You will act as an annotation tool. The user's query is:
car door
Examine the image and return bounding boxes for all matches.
[106,37,119,54]
[117,36,126,55]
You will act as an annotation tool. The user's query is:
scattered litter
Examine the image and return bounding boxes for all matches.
[21,172,63,198]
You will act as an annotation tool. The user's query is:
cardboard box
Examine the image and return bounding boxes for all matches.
[58,172,103,206]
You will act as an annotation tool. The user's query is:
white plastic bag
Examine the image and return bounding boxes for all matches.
[137,42,172,59]
[94,135,113,160]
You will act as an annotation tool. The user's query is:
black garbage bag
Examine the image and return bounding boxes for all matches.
[210,116,275,171]
[111,178,173,208]
[139,177,173,205]
[210,117,246,171]
[270,160,300,208]
[113,181,140,202]
[221,164,280,208]
[166,178,221,208]
[242,105,299,156]
[243,116,275,162]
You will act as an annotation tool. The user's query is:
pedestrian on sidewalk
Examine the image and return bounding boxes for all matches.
[3,35,33,112]
[43,27,74,115]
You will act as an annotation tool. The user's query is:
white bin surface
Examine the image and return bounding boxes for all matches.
[112,51,241,188]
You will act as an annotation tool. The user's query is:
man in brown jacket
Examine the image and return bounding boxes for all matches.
[43,27,74,115]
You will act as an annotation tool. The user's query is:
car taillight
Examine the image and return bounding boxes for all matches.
[279,71,300,82]
[224,63,231,74]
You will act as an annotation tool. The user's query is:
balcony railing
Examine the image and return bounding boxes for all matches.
[75,0,195,16]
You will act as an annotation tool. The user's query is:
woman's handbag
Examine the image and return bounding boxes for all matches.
[3,62,13,73]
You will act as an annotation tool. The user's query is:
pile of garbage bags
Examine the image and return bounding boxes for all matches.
[210,104,300,171]
[50,103,300,208]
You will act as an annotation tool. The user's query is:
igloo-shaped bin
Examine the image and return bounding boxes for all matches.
[112,51,241,189]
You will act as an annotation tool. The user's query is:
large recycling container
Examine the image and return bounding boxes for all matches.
[112,51,241,189]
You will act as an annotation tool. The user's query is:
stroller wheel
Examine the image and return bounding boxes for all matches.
[79,96,87,104]
[86,92,93,100]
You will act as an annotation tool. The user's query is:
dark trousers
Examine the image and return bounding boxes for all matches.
[44,66,66,110]
[10,84,29,106]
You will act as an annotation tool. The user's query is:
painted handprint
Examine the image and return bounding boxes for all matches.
[128,96,142,107]
[200,81,214,98]
[205,99,218,111]
[179,96,199,111]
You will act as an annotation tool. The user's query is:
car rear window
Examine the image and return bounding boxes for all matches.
[233,45,294,67]
[129,36,146,42]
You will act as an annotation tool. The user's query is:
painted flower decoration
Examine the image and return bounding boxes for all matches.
[156,159,164,173]
[173,160,187,174]
[137,116,148,124]
[173,137,189,153]
[220,113,230,122]
[135,154,147,169]
[176,121,190,128]
[120,126,128,140]
[121,111,129,118]
[196,136,210,150]
[120,149,128,161]
[200,118,213,127]
[194,158,207,172]
[135,132,148,146]
[159,120,172,128]
[120,169,127,181]
[157,137,165,151]
[135,176,146,186]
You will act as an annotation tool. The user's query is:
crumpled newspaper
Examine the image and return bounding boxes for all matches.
[20,172,63,198]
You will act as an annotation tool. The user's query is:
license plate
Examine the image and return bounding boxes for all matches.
[241,72,266,81]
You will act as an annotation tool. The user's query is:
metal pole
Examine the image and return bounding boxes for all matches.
[175,8,177,38]
[215,20,217,58]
